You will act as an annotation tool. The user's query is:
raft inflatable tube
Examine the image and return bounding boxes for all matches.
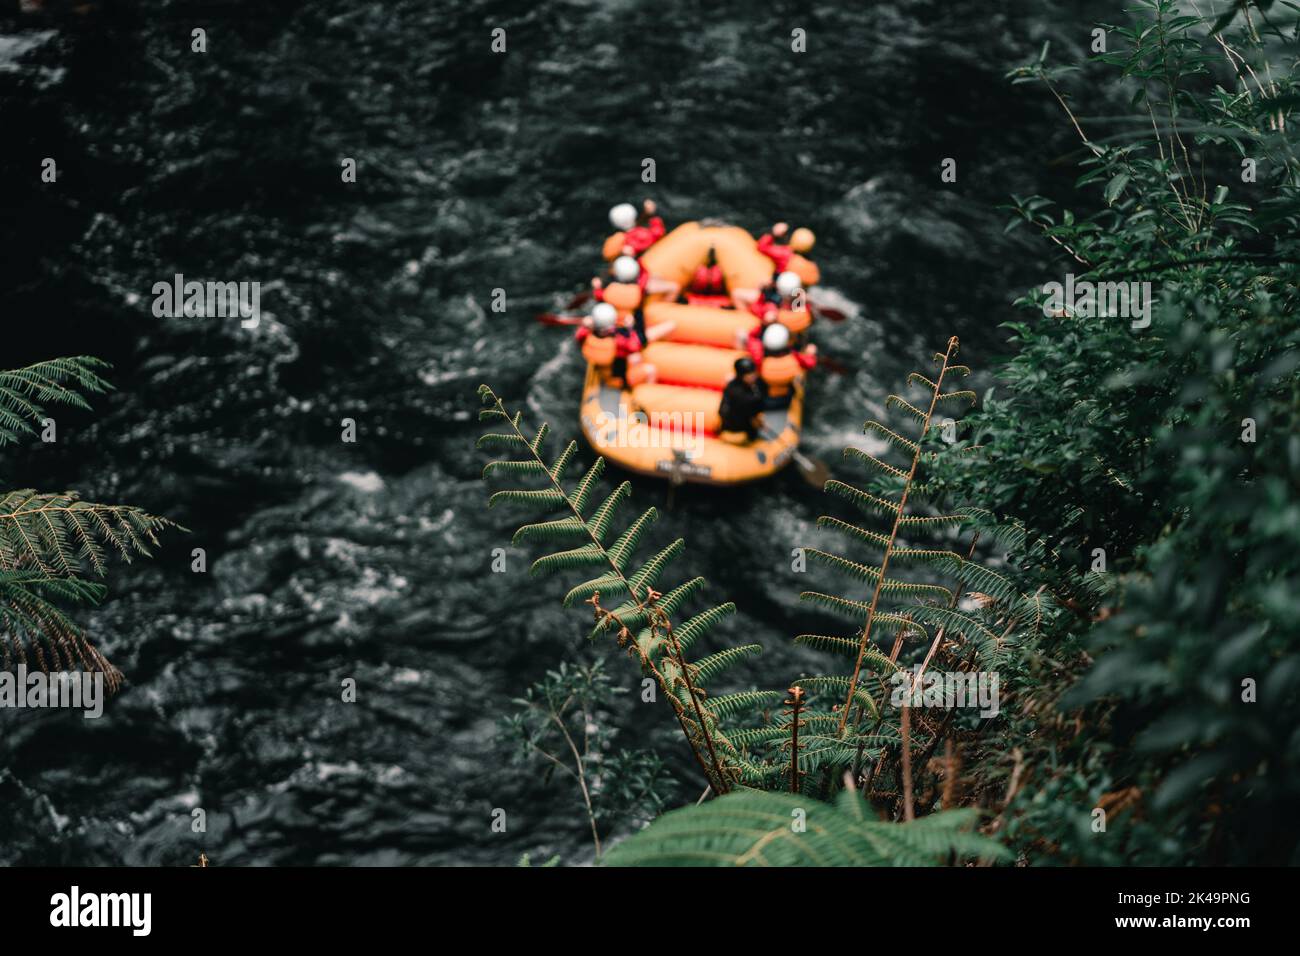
[578,222,811,485]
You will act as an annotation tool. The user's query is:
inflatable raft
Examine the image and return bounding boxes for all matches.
[578,222,812,485]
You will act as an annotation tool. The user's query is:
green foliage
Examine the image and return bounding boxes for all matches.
[477,386,762,795]
[602,789,1008,866]
[478,3,1299,866]
[0,357,110,447]
[0,358,177,692]
[949,0,1300,864]
[502,659,670,858]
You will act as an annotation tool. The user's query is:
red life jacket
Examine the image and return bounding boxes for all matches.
[757,233,794,272]
[690,263,726,294]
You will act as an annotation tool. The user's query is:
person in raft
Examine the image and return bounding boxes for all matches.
[688,246,727,296]
[603,199,665,260]
[718,356,768,443]
[592,255,678,344]
[734,267,804,323]
[757,221,816,273]
[736,271,805,356]
[757,322,817,410]
[576,302,657,387]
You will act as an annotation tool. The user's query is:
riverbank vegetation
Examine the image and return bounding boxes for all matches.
[0,358,175,692]
[480,0,1298,865]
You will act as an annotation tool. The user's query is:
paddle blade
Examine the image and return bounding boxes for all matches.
[810,302,847,322]
[793,452,831,488]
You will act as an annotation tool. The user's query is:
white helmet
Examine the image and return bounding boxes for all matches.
[775,270,802,298]
[591,302,618,331]
[612,255,641,283]
[762,323,791,352]
[608,203,637,232]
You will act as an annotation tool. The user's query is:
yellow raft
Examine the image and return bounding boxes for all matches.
[578,222,812,485]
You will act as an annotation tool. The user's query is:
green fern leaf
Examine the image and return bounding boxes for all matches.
[603,791,1007,867]
[569,458,606,514]
[824,480,901,519]
[0,358,111,447]
[585,482,632,542]
[864,420,920,455]
[842,447,909,478]
[674,602,737,654]
[691,643,762,687]
[475,432,528,451]
[708,690,785,719]
[512,516,588,546]
[0,491,178,577]
[487,488,566,511]
[815,516,891,551]
[606,508,658,570]
[482,459,546,478]
[529,543,606,577]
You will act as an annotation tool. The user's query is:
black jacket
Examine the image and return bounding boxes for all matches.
[718,377,768,434]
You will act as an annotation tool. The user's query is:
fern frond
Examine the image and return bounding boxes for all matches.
[795,675,881,719]
[529,422,550,453]
[815,516,891,551]
[585,481,632,541]
[727,725,793,747]
[897,512,964,529]
[607,508,657,571]
[0,570,121,692]
[0,357,111,447]
[529,543,606,577]
[482,458,546,478]
[512,516,588,546]
[804,549,952,601]
[628,539,685,592]
[794,635,900,674]
[675,602,737,654]
[824,480,901,519]
[549,440,578,480]
[842,447,908,478]
[487,488,566,510]
[0,491,178,577]
[691,644,762,687]
[798,592,928,639]
[570,459,606,514]
[863,421,919,455]
[709,690,785,720]
[937,555,1023,604]
[907,605,1006,663]
[476,432,529,451]
[885,394,928,425]
[890,547,964,566]
[563,572,626,608]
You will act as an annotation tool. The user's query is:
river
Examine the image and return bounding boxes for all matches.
[2,0,1097,864]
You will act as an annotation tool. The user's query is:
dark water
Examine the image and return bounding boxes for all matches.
[2,0,1094,864]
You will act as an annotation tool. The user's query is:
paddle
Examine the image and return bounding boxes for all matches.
[809,301,848,322]
[537,313,585,327]
[817,354,852,376]
[761,427,830,487]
